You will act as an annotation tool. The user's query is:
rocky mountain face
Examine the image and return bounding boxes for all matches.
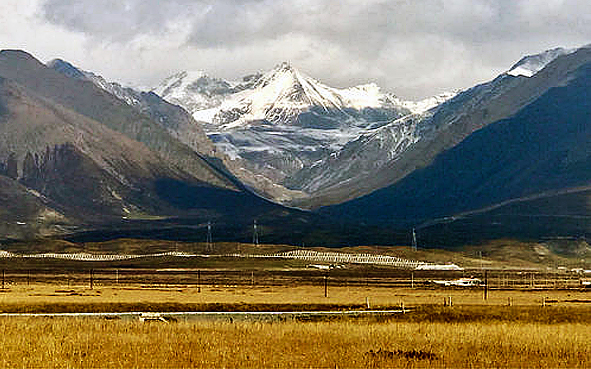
[46,59,217,158]
[322,46,591,244]
[154,62,455,205]
[0,50,283,240]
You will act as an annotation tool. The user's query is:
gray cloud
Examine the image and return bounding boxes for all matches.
[34,0,591,98]
[42,0,204,41]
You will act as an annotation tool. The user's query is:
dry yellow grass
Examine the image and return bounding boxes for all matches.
[0,318,588,368]
[0,284,589,309]
[0,283,589,367]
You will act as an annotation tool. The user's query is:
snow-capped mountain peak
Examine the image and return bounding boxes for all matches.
[47,58,144,107]
[216,62,347,127]
[507,47,576,77]
[253,61,347,111]
[337,83,387,110]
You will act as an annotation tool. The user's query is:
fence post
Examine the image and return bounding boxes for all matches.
[89,269,94,289]
[324,275,328,298]
[486,270,489,298]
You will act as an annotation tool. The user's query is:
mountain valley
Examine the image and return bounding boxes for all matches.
[2,45,591,247]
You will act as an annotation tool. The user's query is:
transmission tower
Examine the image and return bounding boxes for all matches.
[252,219,259,246]
[412,228,418,251]
[206,221,213,253]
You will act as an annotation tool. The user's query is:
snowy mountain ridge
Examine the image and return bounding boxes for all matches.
[507,47,576,77]
[48,58,148,110]
[153,69,262,118]
[156,62,451,129]
[152,62,456,203]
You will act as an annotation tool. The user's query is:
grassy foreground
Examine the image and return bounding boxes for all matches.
[0,286,588,367]
[0,318,589,368]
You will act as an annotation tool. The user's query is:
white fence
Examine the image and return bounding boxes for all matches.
[0,249,433,269]
[0,250,196,262]
[270,250,430,269]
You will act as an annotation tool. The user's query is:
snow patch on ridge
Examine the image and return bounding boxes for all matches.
[507,47,576,77]
[398,91,459,114]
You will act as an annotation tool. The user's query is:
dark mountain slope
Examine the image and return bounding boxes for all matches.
[413,189,591,247]
[302,46,591,208]
[322,59,591,232]
[0,50,230,189]
[0,77,215,223]
[0,175,72,240]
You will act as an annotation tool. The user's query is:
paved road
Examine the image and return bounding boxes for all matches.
[0,309,409,321]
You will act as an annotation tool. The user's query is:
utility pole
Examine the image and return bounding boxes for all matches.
[484,270,488,300]
[206,221,213,253]
[252,220,259,246]
[479,251,483,270]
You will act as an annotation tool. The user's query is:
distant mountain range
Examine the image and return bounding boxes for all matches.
[154,61,455,205]
[2,44,591,247]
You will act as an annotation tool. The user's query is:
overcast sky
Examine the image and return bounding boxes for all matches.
[1,0,591,99]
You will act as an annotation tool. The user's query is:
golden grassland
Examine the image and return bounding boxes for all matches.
[0,284,590,311]
[0,284,589,367]
[0,318,589,368]
[0,236,588,367]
